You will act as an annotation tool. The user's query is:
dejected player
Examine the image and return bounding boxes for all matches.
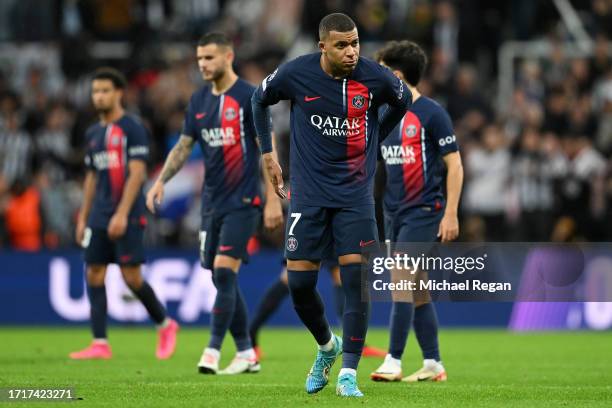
[147,33,284,375]
[251,13,412,397]
[70,68,179,360]
[370,40,463,383]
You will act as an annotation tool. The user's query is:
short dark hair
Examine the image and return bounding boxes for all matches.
[375,40,428,86]
[319,13,356,40]
[198,32,232,48]
[92,67,127,89]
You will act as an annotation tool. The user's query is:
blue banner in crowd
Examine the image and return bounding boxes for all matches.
[0,249,610,329]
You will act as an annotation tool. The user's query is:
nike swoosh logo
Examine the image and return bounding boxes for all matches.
[359,240,375,247]
[349,336,363,341]
[219,245,234,251]
[417,375,430,381]
[195,112,206,119]
[304,96,321,102]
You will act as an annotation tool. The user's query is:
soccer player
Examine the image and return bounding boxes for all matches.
[370,41,463,382]
[146,33,283,374]
[70,68,179,360]
[251,13,412,397]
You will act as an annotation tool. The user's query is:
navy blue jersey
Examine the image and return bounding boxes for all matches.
[84,115,149,229]
[380,96,458,214]
[257,53,411,207]
[182,78,261,214]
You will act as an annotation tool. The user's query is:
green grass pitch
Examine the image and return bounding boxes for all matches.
[0,327,611,407]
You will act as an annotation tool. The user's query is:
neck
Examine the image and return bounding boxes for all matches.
[212,70,238,95]
[100,106,124,124]
[320,55,348,79]
[408,84,421,102]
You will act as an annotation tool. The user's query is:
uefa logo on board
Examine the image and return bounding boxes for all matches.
[224,107,237,121]
[351,95,365,109]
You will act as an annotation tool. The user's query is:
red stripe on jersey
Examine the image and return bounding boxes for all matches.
[221,95,243,188]
[401,111,424,203]
[106,124,126,203]
[346,80,370,180]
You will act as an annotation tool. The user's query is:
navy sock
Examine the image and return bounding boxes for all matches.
[388,302,414,359]
[131,281,167,324]
[333,284,344,323]
[88,285,107,339]
[248,279,289,347]
[208,268,237,350]
[287,270,331,346]
[229,286,252,352]
[340,263,369,369]
[413,303,440,361]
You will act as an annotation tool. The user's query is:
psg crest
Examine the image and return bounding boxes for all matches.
[224,107,237,121]
[286,237,298,251]
[405,124,418,138]
[351,94,365,109]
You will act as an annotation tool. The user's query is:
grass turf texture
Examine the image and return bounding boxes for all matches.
[0,327,610,407]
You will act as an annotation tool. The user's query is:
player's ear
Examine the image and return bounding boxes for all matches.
[226,48,235,64]
[318,40,326,53]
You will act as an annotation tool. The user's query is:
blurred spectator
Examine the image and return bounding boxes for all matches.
[3,179,43,251]
[464,124,511,241]
[509,128,559,241]
[0,111,34,186]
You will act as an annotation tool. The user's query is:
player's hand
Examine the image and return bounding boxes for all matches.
[263,153,286,199]
[146,180,164,214]
[438,212,459,242]
[108,213,128,240]
[75,218,86,246]
[264,197,284,230]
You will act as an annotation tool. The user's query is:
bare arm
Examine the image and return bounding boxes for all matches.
[438,151,464,242]
[76,170,97,244]
[146,135,196,213]
[443,152,463,217]
[116,160,147,217]
[157,135,196,184]
[261,134,284,229]
[79,170,97,224]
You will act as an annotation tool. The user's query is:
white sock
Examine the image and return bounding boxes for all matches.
[339,368,357,377]
[385,354,402,368]
[205,347,220,360]
[237,348,256,360]
[93,338,108,344]
[318,335,334,352]
[156,318,171,329]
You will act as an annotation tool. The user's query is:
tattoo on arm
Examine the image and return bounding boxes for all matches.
[160,135,195,183]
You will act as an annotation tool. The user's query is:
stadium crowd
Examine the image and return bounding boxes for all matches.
[0,0,610,250]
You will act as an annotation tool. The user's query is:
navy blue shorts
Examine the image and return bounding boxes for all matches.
[384,206,443,243]
[199,206,261,270]
[83,225,145,266]
[284,202,378,261]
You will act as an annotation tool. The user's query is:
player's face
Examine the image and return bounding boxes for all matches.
[197,44,232,82]
[91,79,121,113]
[320,28,360,75]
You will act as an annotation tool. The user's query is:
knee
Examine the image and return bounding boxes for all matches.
[287,270,317,294]
[213,267,236,290]
[121,269,143,290]
[87,266,106,286]
[213,255,241,272]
